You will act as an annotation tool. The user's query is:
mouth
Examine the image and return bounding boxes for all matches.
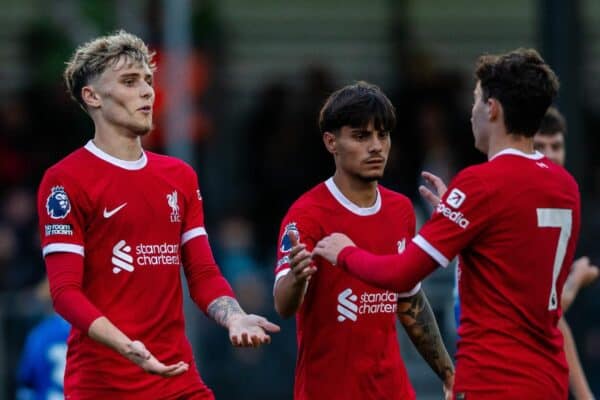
[364,158,385,165]
[138,106,152,113]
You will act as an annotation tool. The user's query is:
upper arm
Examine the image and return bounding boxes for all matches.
[180,166,208,247]
[274,207,321,286]
[38,169,87,259]
[414,168,492,267]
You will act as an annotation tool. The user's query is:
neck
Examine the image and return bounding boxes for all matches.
[332,171,378,208]
[487,130,534,160]
[92,120,143,161]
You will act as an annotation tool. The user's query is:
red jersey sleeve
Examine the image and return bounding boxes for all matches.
[37,168,88,258]
[415,168,492,267]
[274,206,322,284]
[179,166,234,313]
[180,166,207,245]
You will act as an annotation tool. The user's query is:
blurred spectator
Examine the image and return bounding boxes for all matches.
[214,215,260,282]
[0,187,44,290]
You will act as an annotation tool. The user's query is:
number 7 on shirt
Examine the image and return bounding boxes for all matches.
[537,208,572,311]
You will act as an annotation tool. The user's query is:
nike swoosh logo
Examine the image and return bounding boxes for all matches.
[103,203,127,218]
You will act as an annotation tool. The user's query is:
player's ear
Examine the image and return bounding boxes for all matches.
[323,132,337,155]
[487,97,501,122]
[82,85,101,109]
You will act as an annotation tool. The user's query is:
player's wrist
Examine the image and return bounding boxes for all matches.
[225,311,247,329]
[337,246,357,269]
[290,272,310,287]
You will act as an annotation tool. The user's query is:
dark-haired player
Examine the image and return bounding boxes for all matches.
[314,49,580,399]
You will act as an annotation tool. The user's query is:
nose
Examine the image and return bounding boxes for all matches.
[368,136,384,153]
[140,81,154,100]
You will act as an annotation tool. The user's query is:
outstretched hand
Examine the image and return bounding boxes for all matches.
[228,314,281,347]
[418,171,448,208]
[313,233,356,265]
[125,340,189,377]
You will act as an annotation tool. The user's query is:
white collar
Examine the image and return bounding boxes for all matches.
[489,148,544,161]
[84,140,147,170]
[324,177,381,216]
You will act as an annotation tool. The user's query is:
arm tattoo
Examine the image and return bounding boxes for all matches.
[397,289,454,382]
[207,296,245,328]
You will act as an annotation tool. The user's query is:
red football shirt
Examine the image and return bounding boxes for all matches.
[37,141,223,399]
[275,178,420,400]
[414,149,580,399]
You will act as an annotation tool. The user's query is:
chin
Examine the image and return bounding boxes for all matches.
[359,173,383,182]
[131,124,153,136]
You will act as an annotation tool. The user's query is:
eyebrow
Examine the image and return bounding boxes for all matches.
[119,73,153,82]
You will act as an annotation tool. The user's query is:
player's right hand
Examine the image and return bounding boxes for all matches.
[418,171,448,208]
[288,231,317,284]
[125,340,189,377]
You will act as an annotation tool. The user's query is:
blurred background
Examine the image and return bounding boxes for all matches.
[1,0,599,399]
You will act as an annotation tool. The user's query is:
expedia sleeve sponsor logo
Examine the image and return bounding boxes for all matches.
[446,188,466,208]
[45,224,74,236]
[436,202,470,229]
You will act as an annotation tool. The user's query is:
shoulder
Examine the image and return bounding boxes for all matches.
[40,147,92,196]
[551,162,579,190]
[146,151,198,186]
[378,184,413,209]
[43,147,89,179]
[146,151,195,174]
[285,183,330,219]
[447,163,492,194]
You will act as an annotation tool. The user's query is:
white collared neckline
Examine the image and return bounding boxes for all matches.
[489,148,544,161]
[84,140,147,170]
[324,177,381,216]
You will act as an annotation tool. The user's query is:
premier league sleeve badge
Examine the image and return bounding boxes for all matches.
[46,186,72,219]
[280,222,299,253]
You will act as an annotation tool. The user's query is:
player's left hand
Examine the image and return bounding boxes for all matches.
[228,314,281,347]
[313,233,356,265]
[418,171,447,208]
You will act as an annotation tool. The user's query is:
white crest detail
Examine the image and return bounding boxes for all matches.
[112,240,134,274]
[397,238,406,253]
[337,288,358,322]
[167,191,180,222]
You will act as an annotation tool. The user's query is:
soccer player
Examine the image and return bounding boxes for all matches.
[422,106,598,399]
[37,30,279,399]
[274,81,454,400]
[313,49,580,399]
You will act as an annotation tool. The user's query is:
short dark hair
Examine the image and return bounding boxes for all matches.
[318,81,396,134]
[475,48,559,137]
[538,106,567,137]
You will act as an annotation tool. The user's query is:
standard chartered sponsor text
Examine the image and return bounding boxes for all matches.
[359,291,397,315]
[135,243,180,266]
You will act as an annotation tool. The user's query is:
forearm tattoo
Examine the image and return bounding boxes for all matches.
[397,289,454,381]
[207,296,245,328]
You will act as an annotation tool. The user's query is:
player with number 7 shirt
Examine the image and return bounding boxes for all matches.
[313,48,580,399]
